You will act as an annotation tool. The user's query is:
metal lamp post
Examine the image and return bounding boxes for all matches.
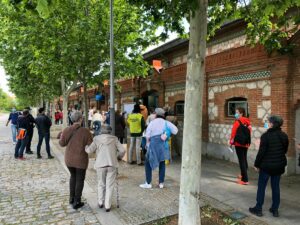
[109,0,115,134]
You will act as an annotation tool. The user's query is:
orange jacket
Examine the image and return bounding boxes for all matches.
[230,117,252,148]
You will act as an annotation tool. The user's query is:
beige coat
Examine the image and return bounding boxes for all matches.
[85,134,125,169]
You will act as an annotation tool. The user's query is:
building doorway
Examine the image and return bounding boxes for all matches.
[141,90,159,109]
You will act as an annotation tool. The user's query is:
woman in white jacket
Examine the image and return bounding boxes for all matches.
[85,125,125,212]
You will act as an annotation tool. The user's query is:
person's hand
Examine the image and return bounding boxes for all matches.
[254,167,260,172]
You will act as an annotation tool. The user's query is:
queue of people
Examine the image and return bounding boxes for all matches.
[5,104,294,218]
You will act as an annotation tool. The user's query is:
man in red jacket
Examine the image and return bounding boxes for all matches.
[230,107,252,185]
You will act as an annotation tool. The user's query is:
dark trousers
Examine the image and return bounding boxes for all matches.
[68,167,86,200]
[145,159,166,184]
[256,170,281,210]
[235,146,248,182]
[25,129,34,152]
[15,136,29,158]
[37,132,51,156]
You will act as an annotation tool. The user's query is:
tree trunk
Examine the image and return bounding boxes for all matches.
[61,77,78,128]
[83,81,89,128]
[178,1,207,225]
[51,98,56,124]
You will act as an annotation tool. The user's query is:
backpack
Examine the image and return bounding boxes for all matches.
[234,120,251,145]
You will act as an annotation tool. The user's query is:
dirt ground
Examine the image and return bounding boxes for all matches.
[148,206,243,225]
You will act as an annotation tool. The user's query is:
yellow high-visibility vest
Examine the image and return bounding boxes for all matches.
[127,113,143,133]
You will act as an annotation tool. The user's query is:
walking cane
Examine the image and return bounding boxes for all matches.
[116,168,120,208]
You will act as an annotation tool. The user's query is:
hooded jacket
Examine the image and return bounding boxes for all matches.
[85,134,125,168]
[230,116,252,148]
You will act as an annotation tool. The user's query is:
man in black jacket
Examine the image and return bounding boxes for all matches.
[35,107,54,159]
[25,107,35,154]
[15,110,31,160]
[249,115,289,218]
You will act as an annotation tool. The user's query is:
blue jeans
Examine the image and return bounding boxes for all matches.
[145,158,166,184]
[256,170,281,210]
[37,133,51,156]
[14,135,29,158]
[11,124,17,143]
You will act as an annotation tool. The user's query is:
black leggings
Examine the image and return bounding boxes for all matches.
[68,167,86,200]
[235,146,248,182]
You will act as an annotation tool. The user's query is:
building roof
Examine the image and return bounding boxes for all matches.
[143,19,245,60]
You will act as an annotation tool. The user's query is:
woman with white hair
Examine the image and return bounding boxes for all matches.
[85,125,125,212]
[139,108,178,189]
[59,111,93,209]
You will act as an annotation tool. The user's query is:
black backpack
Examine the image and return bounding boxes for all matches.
[234,120,251,145]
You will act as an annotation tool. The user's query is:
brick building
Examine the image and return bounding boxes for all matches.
[69,20,300,174]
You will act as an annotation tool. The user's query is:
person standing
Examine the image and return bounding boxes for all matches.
[229,107,252,185]
[139,108,178,189]
[85,125,125,212]
[35,107,54,159]
[25,107,35,155]
[14,110,31,160]
[249,115,288,217]
[6,107,21,145]
[139,100,148,122]
[127,104,145,165]
[88,106,95,129]
[59,111,93,209]
[115,110,126,144]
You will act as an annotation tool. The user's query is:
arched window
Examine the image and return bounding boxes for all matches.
[175,101,185,116]
[226,97,248,117]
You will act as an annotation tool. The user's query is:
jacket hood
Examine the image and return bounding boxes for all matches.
[238,117,251,126]
[94,134,117,145]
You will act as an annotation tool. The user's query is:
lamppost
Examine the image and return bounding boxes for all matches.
[109,0,115,134]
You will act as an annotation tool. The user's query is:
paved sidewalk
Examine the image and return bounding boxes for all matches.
[51,129,300,225]
[0,114,101,225]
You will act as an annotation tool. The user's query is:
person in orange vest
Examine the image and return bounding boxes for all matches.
[127,104,145,165]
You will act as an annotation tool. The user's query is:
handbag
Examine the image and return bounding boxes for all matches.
[161,121,171,141]
[16,128,26,140]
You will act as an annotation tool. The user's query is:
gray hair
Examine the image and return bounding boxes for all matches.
[101,125,112,134]
[71,111,83,123]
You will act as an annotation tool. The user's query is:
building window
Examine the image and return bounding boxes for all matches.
[226,97,248,117]
[175,101,185,116]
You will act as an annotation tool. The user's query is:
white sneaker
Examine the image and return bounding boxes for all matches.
[13,142,16,145]
[159,183,164,189]
[139,182,152,189]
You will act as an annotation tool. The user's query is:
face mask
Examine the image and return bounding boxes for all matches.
[234,113,240,119]
[12,109,16,112]
[264,122,269,129]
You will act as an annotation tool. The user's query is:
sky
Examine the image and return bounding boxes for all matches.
[0,66,13,96]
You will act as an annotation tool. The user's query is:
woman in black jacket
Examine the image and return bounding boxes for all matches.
[249,115,289,217]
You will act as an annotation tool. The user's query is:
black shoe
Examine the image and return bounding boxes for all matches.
[69,197,74,204]
[269,208,279,217]
[37,155,42,159]
[249,207,263,217]
[48,155,54,159]
[73,201,84,209]
[106,208,110,212]
[98,204,104,208]
[26,151,34,155]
